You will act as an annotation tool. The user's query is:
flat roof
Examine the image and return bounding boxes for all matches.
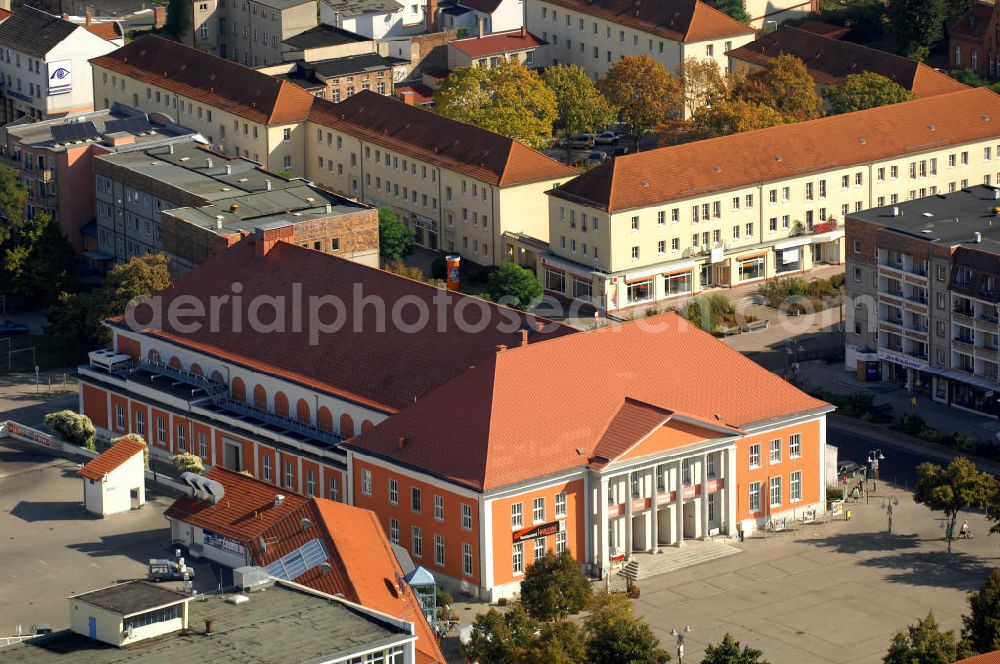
[7,582,411,663]
[321,0,403,17]
[848,185,1000,254]
[283,23,371,49]
[71,581,188,616]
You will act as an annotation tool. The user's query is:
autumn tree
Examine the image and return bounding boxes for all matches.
[887,0,946,61]
[702,633,770,664]
[519,550,592,622]
[963,568,1000,654]
[690,98,785,139]
[914,457,998,553]
[462,606,538,664]
[733,54,821,122]
[677,58,731,117]
[435,59,557,149]
[884,613,972,664]
[584,593,670,664]
[825,72,916,114]
[519,621,588,664]
[543,64,616,158]
[599,55,683,150]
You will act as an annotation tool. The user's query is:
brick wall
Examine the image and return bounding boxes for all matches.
[289,208,379,257]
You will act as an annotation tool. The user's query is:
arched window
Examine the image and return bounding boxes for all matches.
[168,356,182,369]
[190,363,204,376]
[231,377,247,403]
[253,384,267,410]
[317,406,333,432]
[274,392,290,418]
[211,370,224,384]
[361,420,374,433]
[296,398,311,424]
[339,413,355,438]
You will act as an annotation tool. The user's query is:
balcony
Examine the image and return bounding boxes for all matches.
[953,337,976,352]
[953,308,975,324]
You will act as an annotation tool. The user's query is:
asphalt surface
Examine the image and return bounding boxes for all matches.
[830,422,952,490]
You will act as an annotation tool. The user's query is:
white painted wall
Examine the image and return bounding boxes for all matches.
[83,451,144,517]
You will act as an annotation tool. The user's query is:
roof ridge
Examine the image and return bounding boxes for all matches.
[683,0,755,42]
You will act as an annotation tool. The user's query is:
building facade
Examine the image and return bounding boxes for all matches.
[320,0,424,40]
[524,0,754,81]
[525,88,1000,313]
[190,0,319,67]
[446,28,545,69]
[949,1,997,78]
[0,7,116,123]
[845,186,1000,417]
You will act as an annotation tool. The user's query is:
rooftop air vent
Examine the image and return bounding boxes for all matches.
[300,518,312,531]
[274,494,285,508]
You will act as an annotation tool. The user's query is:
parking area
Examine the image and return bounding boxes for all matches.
[0,442,220,635]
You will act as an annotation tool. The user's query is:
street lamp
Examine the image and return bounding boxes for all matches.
[671,625,692,663]
[881,497,899,534]
[784,341,805,380]
[867,449,885,492]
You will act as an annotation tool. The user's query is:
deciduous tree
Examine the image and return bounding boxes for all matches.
[677,58,731,117]
[462,606,538,664]
[378,208,415,262]
[543,64,616,158]
[599,55,683,150]
[584,593,670,664]
[702,633,770,664]
[709,0,750,24]
[914,457,998,553]
[0,165,27,243]
[44,410,96,450]
[884,613,972,664]
[690,98,785,139]
[887,0,946,61]
[172,451,204,475]
[485,262,543,310]
[520,550,592,622]
[435,59,557,149]
[519,620,588,664]
[733,54,821,122]
[825,71,916,114]
[963,568,1000,653]
[3,211,76,302]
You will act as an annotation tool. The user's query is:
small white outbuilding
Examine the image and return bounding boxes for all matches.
[78,437,147,517]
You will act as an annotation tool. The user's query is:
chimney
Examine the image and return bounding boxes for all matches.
[265,179,272,191]
[168,143,174,154]
[399,90,415,105]
[425,0,437,32]
[325,203,332,214]
[398,436,408,450]
[273,494,285,508]
[225,164,232,175]
[891,206,900,217]
[85,10,92,26]
[520,25,526,38]
[204,619,214,634]
[974,231,983,243]
[495,344,507,353]
[215,216,224,230]
[478,16,484,38]
[152,5,167,27]
[253,223,295,257]
[206,157,213,169]
[519,329,528,347]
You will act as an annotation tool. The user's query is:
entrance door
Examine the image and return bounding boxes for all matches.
[683,501,699,538]
[631,514,646,552]
[130,488,140,510]
[223,442,241,472]
[87,616,97,640]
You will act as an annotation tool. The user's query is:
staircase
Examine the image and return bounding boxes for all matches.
[624,541,742,580]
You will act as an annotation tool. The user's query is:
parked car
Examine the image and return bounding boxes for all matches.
[148,559,195,582]
[584,151,608,166]
[566,133,596,149]
[837,460,863,482]
[594,131,619,145]
[0,320,29,336]
[610,145,632,157]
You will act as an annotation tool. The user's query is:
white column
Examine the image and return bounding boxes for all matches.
[674,459,684,548]
[649,466,659,553]
[598,476,609,575]
[701,454,710,540]
[726,446,738,537]
[624,472,633,559]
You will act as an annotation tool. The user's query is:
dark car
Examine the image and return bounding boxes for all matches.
[0,320,29,336]
[837,460,862,482]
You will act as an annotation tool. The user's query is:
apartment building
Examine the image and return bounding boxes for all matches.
[728,26,968,107]
[0,105,199,255]
[94,141,378,275]
[437,0,525,34]
[320,0,425,40]
[90,36,315,173]
[305,91,576,263]
[190,0,318,67]
[743,0,817,28]
[524,0,754,81]
[447,27,545,69]
[0,7,117,123]
[530,87,1000,313]
[949,1,997,78]
[845,186,1000,417]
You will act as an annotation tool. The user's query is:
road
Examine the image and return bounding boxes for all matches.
[830,422,951,490]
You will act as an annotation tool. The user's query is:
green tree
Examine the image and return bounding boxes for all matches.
[825,72,916,114]
[884,613,972,664]
[543,64,616,158]
[520,620,588,664]
[165,0,192,37]
[520,550,592,622]
[171,451,204,475]
[887,0,946,60]
[733,54,821,122]
[48,253,172,346]
[599,55,683,151]
[378,208,415,262]
[584,593,670,664]
[702,633,769,664]
[462,605,538,664]
[435,59,557,149]
[963,568,1000,654]
[112,433,149,469]
[710,0,751,24]
[0,165,27,243]
[690,98,785,139]
[485,262,543,310]
[914,457,998,553]
[44,410,96,450]
[3,211,77,302]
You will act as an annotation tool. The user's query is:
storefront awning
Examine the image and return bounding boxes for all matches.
[773,236,812,251]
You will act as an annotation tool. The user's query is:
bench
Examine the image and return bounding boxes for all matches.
[741,319,770,333]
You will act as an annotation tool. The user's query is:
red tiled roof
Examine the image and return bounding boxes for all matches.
[553,87,1000,213]
[117,237,577,413]
[348,313,830,491]
[78,437,147,480]
[90,35,315,125]
[540,0,753,43]
[956,652,1000,664]
[727,26,967,96]
[451,30,544,58]
[308,92,577,186]
[591,398,673,463]
[0,8,12,22]
[85,21,122,42]
[796,19,850,40]
[163,467,309,541]
[951,2,995,38]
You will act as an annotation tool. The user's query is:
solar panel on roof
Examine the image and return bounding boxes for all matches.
[52,121,100,143]
[49,124,75,143]
[103,116,153,136]
[102,118,128,134]
[266,538,328,581]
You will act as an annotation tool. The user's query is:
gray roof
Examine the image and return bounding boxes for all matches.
[0,7,79,58]
[847,185,1000,254]
[283,23,372,49]
[276,53,396,91]
[71,581,188,616]
[322,0,404,17]
[5,582,412,663]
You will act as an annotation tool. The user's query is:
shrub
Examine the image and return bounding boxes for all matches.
[827,487,844,502]
[44,410,96,450]
[894,412,927,435]
[171,452,204,475]
[111,433,149,468]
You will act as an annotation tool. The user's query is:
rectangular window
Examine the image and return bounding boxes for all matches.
[175,424,186,451]
[556,530,567,553]
[534,537,546,561]
[749,481,761,512]
[462,543,473,576]
[261,455,272,482]
[411,526,423,557]
[533,497,545,523]
[434,495,444,521]
[328,475,339,501]
[305,469,316,497]
[749,444,761,468]
[389,518,399,544]
[434,534,445,566]
[790,471,802,502]
[411,487,422,513]
[361,469,372,495]
[512,542,524,574]
[769,438,781,463]
[555,492,566,518]
[770,476,782,507]
[511,503,523,528]
[462,503,473,530]
[789,433,801,457]
[389,478,398,504]
[284,461,294,489]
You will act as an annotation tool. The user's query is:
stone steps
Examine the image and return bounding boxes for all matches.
[625,542,742,580]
